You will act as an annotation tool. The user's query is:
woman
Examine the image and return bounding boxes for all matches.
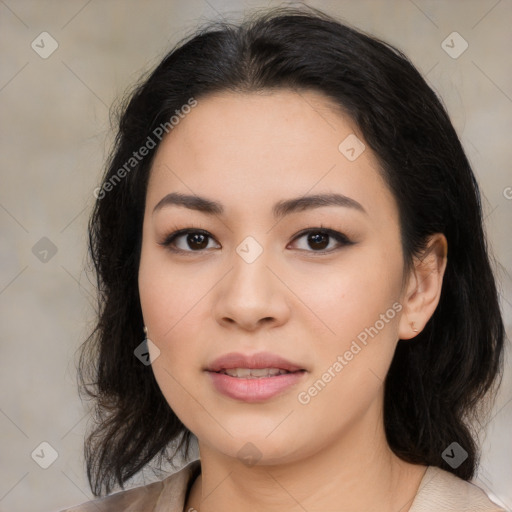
[65,5,506,511]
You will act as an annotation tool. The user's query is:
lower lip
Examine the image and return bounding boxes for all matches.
[207,370,306,402]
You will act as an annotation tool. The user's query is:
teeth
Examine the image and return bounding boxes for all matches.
[221,368,290,378]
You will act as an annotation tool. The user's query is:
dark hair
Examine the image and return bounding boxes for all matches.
[80,4,505,496]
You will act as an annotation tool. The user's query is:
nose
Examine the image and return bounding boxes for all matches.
[212,248,290,332]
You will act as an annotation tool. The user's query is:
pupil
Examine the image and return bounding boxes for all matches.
[188,233,208,250]
[309,232,328,250]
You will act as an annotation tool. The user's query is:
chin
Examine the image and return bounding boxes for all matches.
[197,426,310,467]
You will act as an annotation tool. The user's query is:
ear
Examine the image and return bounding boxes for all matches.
[398,233,448,340]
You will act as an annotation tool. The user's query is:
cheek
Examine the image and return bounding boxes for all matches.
[138,247,212,344]
[140,277,206,372]
[138,253,209,409]
[145,309,208,429]
[293,251,402,344]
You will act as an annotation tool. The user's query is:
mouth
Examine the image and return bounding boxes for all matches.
[205,352,307,402]
[205,351,306,374]
[214,367,305,378]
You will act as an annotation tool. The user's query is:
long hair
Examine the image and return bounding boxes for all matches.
[80,5,505,496]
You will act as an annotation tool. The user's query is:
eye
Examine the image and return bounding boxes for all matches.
[289,228,353,253]
[159,226,353,255]
[159,229,220,253]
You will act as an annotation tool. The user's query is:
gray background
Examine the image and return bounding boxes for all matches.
[0,1,511,511]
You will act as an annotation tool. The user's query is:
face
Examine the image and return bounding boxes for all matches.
[138,89,409,465]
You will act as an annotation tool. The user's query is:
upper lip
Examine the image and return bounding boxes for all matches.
[205,352,306,373]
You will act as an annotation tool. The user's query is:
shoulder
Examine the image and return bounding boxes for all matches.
[409,465,505,512]
[60,459,201,512]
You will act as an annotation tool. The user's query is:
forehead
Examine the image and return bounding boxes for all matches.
[146,89,397,224]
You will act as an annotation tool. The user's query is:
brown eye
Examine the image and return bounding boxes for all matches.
[290,228,353,253]
[160,227,352,255]
[307,232,329,250]
[159,229,220,253]
[186,232,209,250]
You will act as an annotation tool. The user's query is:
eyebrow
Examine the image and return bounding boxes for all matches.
[152,191,367,218]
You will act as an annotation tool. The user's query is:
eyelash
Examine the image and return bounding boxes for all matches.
[158,225,354,256]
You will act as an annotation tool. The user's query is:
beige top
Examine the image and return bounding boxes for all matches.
[61,459,505,512]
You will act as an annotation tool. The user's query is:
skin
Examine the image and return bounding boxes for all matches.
[138,89,448,512]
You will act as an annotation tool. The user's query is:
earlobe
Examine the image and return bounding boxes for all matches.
[398,233,448,340]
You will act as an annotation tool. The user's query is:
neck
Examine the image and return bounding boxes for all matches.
[185,402,427,512]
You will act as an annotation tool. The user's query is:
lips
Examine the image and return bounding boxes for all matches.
[206,352,305,374]
[205,352,307,402]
